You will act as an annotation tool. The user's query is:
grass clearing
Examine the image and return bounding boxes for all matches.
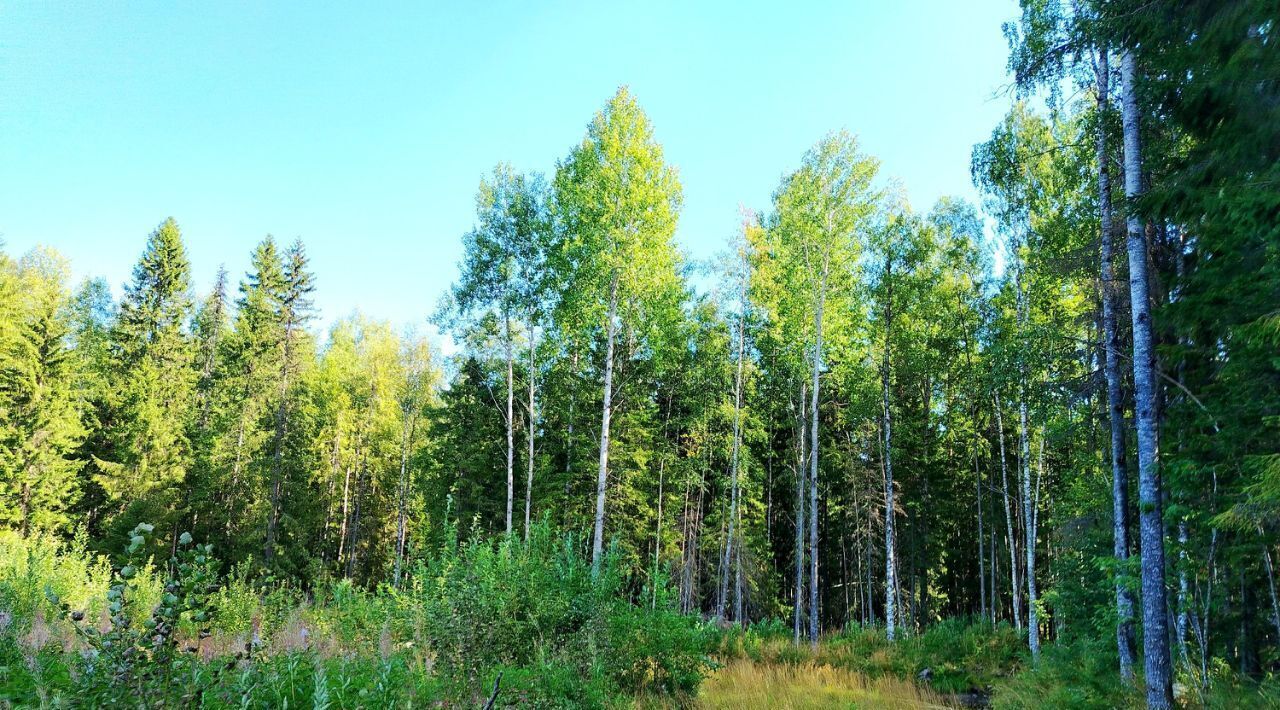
[697,659,954,709]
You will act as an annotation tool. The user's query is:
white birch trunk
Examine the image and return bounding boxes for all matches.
[393,407,416,588]
[809,284,824,647]
[524,324,537,541]
[795,380,807,644]
[505,315,514,537]
[1265,548,1280,643]
[1091,45,1138,681]
[591,272,620,571]
[1121,49,1173,709]
[1016,267,1039,660]
[996,394,1022,630]
[882,255,899,642]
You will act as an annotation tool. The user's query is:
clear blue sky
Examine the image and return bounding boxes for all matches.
[1,0,1017,337]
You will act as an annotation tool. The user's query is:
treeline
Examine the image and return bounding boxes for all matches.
[0,225,438,583]
[0,0,1275,706]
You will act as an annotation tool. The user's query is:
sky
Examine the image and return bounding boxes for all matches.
[1,0,1018,342]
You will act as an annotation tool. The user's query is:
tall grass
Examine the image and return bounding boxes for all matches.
[699,659,954,709]
[711,618,1024,695]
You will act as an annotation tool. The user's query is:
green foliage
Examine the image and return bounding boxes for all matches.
[0,519,711,708]
[414,519,711,702]
[44,523,218,706]
[1,13,1276,699]
[94,219,197,543]
[0,248,87,536]
[991,637,1137,709]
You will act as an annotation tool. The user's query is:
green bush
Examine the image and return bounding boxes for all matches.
[0,529,146,633]
[46,524,219,706]
[896,618,1025,693]
[991,637,1137,709]
[414,519,711,704]
[1,520,712,708]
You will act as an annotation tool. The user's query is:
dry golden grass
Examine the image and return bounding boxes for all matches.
[697,659,956,710]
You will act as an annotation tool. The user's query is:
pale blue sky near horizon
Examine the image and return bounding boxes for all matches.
[1,1,1018,341]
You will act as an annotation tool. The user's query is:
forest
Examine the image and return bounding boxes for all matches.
[0,0,1277,707]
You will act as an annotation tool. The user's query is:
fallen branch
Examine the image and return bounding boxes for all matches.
[482,671,503,710]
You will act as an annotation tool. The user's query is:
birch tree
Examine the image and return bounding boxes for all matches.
[445,165,550,537]
[770,131,878,643]
[553,87,683,571]
[393,335,436,586]
[1091,45,1139,681]
[1005,0,1140,676]
[716,222,752,622]
[1120,49,1173,709]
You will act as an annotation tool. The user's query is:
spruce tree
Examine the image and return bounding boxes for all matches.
[96,218,197,544]
[0,248,86,535]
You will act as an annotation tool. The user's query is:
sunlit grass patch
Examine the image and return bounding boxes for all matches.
[698,659,955,709]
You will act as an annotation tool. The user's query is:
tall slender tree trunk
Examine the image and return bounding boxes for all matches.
[977,449,987,621]
[691,447,708,612]
[321,432,340,567]
[809,286,825,647]
[338,461,353,567]
[565,348,578,491]
[505,316,514,537]
[653,459,665,609]
[996,394,1023,630]
[591,272,620,571]
[990,515,998,622]
[795,379,807,644]
[347,455,367,580]
[719,274,748,621]
[1093,46,1139,679]
[920,379,933,628]
[766,420,774,549]
[735,512,745,625]
[958,291,988,623]
[1121,49,1173,709]
[393,407,417,588]
[1177,522,1190,662]
[1264,548,1280,642]
[227,412,248,541]
[1016,267,1040,660]
[1021,406,1039,660]
[524,324,537,541]
[732,290,746,625]
[678,464,694,612]
[882,258,899,642]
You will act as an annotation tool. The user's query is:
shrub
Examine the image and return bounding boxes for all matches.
[2,519,713,708]
[990,637,1136,709]
[46,524,219,706]
[414,519,711,705]
[0,530,115,633]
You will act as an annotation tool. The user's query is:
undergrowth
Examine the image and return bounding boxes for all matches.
[7,526,1280,708]
[0,522,711,708]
